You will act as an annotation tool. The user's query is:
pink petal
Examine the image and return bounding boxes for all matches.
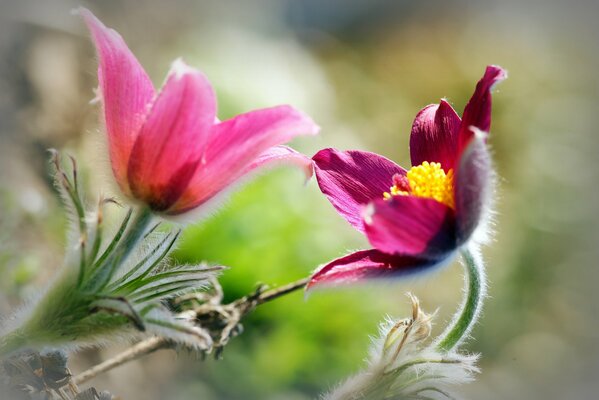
[127,60,217,211]
[242,145,314,181]
[306,249,440,290]
[410,100,461,172]
[454,132,492,242]
[169,105,318,213]
[363,197,456,258]
[80,8,155,194]
[312,149,407,233]
[458,65,507,152]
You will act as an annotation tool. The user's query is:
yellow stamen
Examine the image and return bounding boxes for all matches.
[384,161,454,209]
[383,185,407,199]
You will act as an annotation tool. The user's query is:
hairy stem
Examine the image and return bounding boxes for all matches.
[92,206,153,290]
[0,329,27,358]
[0,207,154,357]
[73,276,310,385]
[435,247,486,352]
[114,207,153,265]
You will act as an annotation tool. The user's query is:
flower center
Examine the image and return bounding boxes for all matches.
[383,161,454,209]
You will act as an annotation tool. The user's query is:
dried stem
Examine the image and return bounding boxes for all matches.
[73,277,310,385]
[234,277,310,311]
[73,337,166,385]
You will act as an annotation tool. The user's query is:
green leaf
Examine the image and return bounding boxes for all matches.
[107,231,180,293]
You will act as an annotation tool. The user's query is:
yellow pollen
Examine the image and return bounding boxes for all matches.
[383,161,455,209]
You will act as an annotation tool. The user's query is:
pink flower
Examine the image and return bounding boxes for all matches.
[80,9,319,215]
[308,66,506,289]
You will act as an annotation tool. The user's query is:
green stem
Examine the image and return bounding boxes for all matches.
[114,207,153,264]
[435,247,486,352]
[0,329,27,358]
[0,208,154,357]
[90,206,153,291]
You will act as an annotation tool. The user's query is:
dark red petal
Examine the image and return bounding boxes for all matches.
[410,100,461,171]
[306,249,442,290]
[455,132,492,242]
[364,197,456,259]
[312,149,407,233]
[458,65,507,151]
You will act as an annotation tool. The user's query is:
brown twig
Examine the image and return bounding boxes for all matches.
[233,277,310,313]
[255,277,309,302]
[73,337,167,385]
[73,277,310,386]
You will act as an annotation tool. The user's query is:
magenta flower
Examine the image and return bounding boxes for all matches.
[308,66,506,288]
[80,9,318,215]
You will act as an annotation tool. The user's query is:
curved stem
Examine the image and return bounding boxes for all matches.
[435,247,486,352]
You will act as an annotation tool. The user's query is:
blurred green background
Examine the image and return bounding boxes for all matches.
[1,0,598,399]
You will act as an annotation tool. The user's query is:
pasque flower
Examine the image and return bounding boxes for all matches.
[309,66,506,288]
[81,9,318,215]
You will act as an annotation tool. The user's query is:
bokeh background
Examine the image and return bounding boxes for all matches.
[1,0,598,399]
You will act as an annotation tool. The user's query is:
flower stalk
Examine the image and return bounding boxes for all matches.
[0,329,27,358]
[436,247,486,352]
[88,206,153,291]
[0,154,220,357]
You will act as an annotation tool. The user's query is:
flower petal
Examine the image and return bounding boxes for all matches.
[169,105,318,213]
[127,60,217,211]
[312,149,407,233]
[242,145,314,181]
[80,8,155,194]
[410,100,461,172]
[454,131,492,242]
[363,197,456,258]
[306,249,440,289]
[458,65,507,151]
